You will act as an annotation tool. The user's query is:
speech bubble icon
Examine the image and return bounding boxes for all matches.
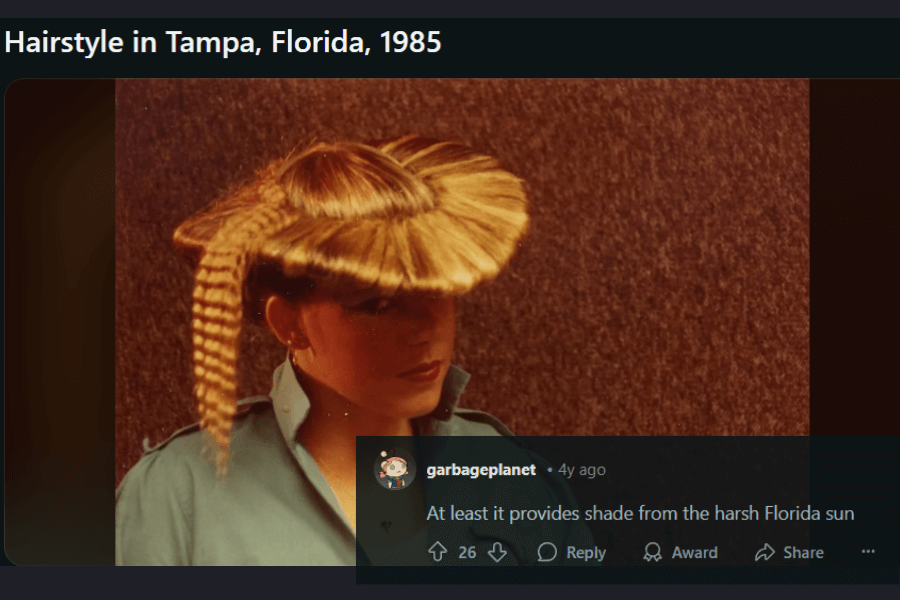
[537,542,558,562]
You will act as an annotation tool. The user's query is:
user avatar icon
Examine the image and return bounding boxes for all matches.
[644,542,662,562]
[375,447,416,490]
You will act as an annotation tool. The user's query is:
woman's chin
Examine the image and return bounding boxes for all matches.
[389,388,443,419]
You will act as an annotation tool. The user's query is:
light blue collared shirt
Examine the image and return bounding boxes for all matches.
[115,359,512,566]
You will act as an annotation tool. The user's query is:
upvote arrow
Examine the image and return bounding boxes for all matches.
[428,541,448,562]
[488,542,508,563]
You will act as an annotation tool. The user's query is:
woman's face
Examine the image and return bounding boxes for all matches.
[295,290,456,420]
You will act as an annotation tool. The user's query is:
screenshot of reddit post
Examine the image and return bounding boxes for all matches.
[2,14,898,600]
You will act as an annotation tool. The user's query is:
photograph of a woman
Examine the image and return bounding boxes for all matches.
[116,134,528,564]
[115,79,809,565]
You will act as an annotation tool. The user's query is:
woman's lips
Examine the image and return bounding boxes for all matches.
[398,360,442,382]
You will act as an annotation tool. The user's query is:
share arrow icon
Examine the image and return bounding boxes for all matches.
[488,542,508,563]
[755,543,775,561]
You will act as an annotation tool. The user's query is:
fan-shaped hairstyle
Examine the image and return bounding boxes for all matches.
[173,135,529,482]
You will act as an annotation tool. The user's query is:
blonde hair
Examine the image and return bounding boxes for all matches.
[174,135,529,482]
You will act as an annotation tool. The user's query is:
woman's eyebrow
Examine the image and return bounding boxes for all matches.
[333,289,382,304]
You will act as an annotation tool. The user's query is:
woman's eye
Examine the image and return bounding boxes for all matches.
[355,297,394,314]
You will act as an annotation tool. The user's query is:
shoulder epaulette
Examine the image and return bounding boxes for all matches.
[141,396,272,455]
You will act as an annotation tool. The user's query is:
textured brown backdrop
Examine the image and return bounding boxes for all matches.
[115,79,809,486]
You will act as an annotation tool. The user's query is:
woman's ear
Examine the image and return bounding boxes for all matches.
[264,295,309,349]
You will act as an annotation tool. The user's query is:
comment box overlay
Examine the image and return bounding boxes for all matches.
[356,436,897,584]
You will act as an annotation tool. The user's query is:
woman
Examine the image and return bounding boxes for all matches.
[115,135,530,565]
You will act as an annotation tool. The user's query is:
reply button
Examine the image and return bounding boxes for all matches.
[567,546,607,562]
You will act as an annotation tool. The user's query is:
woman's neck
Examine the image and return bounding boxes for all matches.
[295,369,414,474]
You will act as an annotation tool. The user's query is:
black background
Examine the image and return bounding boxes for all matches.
[0,20,896,77]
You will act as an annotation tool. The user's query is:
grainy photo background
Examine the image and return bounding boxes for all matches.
[116,79,809,486]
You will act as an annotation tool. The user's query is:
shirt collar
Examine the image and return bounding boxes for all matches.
[269,355,471,448]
